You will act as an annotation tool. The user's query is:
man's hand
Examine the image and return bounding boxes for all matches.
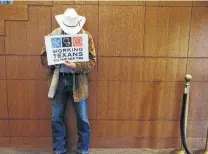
[64,61,76,69]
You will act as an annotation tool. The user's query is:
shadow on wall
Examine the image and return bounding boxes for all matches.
[0,0,13,4]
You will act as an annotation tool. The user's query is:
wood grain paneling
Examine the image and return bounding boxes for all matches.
[97,81,183,120]
[189,82,208,120]
[99,6,144,56]
[7,80,29,118]
[6,56,28,79]
[187,59,208,81]
[0,5,28,20]
[52,5,98,52]
[189,7,208,57]
[9,120,30,137]
[144,7,191,57]
[54,1,98,5]
[28,81,51,119]
[10,137,52,148]
[29,120,52,137]
[98,58,186,81]
[92,137,180,148]
[0,120,9,136]
[152,82,184,120]
[0,81,8,118]
[88,81,97,119]
[0,20,4,35]
[99,1,145,5]
[0,37,5,54]
[6,56,47,79]
[17,1,53,5]
[0,56,6,79]
[146,1,192,6]
[0,137,9,145]
[193,1,208,6]
[93,137,207,149]
[187,120,208,138]
[5,21,27,54]
[28,56,48,80]
[5,7,51,55]
[95,120,180,138]
[27,6,52,55]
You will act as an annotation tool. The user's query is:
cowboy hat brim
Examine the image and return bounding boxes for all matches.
[55,14,86,35]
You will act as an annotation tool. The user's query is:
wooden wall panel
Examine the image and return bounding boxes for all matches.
[9,120,30,137]
[189,7,208,57]
[54,1,98,5]
[189,82,208,120]
[0,56,6,79]
[99,6,144,56]
[28,56,48,80]
[99,1,145,5]
[27,81,51,119]
[95,121,180,138]
[6,56,47,79]
[98,58,186,81]
[17,1,53,5]
[5,21,27,55]
[187,120,208,138]
[187,59,208,81]
[52,5,98,52]
[146,1,192,6]
[152,82,184,120]
[193,1,208,6]
[10,120,51,137]
[7,80,29,118]
[8,80,50,119]
[88,81,97,119]
[92,137,180,148]
[144,7,191,57]
[0,36,5,54]
[0,120,9,136]
[10,137,52,148]
[29,120,51,137]
[6,56,28,79]
[27,6,52,55]
[0,81,8,118]
[97,81,183,120]
[0,5,28,20]
[0,20,4,36]
[0,137,9,145]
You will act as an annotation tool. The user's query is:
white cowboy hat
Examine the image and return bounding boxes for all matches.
[55,8,86,35]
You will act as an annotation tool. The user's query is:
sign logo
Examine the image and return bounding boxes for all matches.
[62,37,72,47]
[51,38,62,48]
[73,36,83,47]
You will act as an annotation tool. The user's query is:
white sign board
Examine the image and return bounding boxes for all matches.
[45,34,89,65]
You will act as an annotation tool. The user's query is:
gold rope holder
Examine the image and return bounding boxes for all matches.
[194,128,208,154]
[170,74,192,154]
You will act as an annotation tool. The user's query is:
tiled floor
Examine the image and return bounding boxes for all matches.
[0,148,175,154]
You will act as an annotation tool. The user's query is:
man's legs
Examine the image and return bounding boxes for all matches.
[74,99,91,154]
[51,77,69,154]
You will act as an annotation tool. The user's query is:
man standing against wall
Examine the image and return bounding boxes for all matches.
[40,8,96,154]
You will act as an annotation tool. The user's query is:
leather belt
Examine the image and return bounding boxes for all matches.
[60,72,73,76]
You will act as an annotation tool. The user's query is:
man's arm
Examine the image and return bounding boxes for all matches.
[40,28,61,70]
[74,32,96,74]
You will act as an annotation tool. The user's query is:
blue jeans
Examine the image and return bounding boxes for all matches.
[51,75,91,154]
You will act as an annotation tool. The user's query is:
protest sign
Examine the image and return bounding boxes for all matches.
[45,34,89,65]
